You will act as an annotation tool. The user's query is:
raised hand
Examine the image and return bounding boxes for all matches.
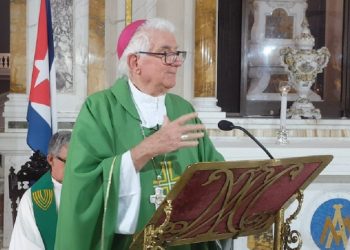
[131,112,205,171]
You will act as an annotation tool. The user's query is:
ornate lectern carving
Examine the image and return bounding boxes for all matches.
[130,155,333,250]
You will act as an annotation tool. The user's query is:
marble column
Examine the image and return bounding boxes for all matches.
[194,0,216,98]
[88,0,106,95]
[10,0,26,93]
[125,0,132,25]
[193,0,225,122]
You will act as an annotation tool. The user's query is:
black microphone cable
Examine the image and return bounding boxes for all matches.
[218,120,274,160]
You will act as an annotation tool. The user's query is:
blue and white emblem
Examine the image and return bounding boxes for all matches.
[311,198,350,250]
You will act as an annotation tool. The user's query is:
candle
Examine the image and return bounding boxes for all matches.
[280,92,287,130]
[277,81,291,145]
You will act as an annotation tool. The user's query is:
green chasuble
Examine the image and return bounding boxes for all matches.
[55,79,224,250]
[31,171,57,250]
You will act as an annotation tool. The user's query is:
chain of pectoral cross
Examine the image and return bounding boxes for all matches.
[135,116,180,209]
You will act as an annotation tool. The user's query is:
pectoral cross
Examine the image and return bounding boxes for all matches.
[150,186,166,209]
[150,161,178,209]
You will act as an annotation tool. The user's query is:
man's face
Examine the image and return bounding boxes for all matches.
[47,145,68,183]
[136,30,183,96]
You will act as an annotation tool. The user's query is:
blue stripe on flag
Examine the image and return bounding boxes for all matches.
[27,103,52,155]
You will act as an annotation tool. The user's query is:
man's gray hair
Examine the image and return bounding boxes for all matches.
[117,18,176,78]
[47,131,71,156]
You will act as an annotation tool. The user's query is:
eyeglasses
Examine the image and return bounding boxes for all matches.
[56,156,66,163]
[137,51,187,65]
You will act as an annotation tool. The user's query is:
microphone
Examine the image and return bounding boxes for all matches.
[218,120,274,160]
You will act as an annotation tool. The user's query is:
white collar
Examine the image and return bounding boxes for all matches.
[128,80,166,128]
[52,177,62,188]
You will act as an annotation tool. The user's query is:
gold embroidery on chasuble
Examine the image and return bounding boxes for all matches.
[32,189,54,210]
[152,160,180,195]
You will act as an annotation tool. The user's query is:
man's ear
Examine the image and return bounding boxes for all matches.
[47,154,54,167]
[127,54,140,74]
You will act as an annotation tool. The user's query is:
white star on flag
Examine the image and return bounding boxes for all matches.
[34,51,49,88]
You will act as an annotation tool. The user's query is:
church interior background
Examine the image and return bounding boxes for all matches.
[0,0,350,249]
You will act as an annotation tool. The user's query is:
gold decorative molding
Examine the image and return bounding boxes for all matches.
[10,0,26,93]
[125,0,132,25]
[143,200,172,250]
[247,229,273,250]
[274,209,285,250]
[282,190,303,250]
[87,0,106,95]
[194,0,217,97]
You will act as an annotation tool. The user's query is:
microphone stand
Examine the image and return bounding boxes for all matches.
[233,125,274,160]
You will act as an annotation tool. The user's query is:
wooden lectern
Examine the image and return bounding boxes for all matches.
[129,155,333,250]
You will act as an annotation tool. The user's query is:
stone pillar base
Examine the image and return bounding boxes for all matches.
[192,97,221,112]
[192,97,226,129]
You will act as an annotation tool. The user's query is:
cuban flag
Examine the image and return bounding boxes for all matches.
[27,0,57,156]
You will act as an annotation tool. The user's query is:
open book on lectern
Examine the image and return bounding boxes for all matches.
[129,155,333,249]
